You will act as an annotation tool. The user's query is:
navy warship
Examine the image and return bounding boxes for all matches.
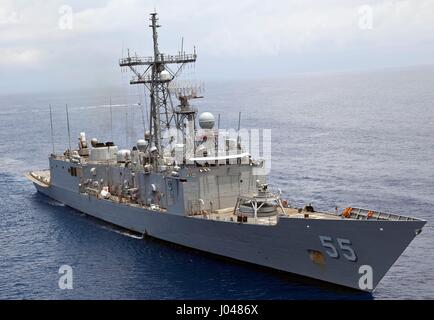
[27,12,426,291]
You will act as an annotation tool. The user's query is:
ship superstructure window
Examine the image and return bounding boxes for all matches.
[68,167,78,177]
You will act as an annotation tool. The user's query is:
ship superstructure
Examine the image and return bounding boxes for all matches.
[27,12,426,292]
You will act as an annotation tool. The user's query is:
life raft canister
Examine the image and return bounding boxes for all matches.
[342,207,353,218]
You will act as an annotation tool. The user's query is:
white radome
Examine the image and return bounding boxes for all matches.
[160,70,171,81]
[136,139,148,152]
[116,149,131,163]
[199,112,215,129]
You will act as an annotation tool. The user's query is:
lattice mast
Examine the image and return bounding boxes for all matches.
[119,12,197,157]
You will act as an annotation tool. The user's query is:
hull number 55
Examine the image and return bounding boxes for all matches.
[319,236,357,262]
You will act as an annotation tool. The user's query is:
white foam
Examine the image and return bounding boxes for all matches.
[101,226,143,239]
[47,199,65,207]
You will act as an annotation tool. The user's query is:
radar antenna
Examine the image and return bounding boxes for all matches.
[119,12,197,158]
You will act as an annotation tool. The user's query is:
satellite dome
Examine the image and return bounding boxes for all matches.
[199,112,215,129]
[160,70,171,81]
[116,149,131,163]
[91,138,98,147]
[136,139,148,152]
[149,146,158,154]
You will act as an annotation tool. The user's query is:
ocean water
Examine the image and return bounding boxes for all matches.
[0,66,433,299]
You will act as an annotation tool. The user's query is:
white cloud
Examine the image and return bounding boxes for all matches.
[2,0,434,55]
[0,48,43,67]
[0,7,22,25]
[0,0,433,92]
[72,0,147,33]
[193,0,434,56]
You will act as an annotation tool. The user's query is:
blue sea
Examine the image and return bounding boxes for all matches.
[0,66,433,299]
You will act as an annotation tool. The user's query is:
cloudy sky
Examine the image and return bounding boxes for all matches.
[1,0,434,94]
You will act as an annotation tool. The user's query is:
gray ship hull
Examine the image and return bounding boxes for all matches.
[32,181,425,292]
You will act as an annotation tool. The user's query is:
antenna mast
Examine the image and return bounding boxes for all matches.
[119,12,197,159]
[49,104,55,154]
[65,104,72,154]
